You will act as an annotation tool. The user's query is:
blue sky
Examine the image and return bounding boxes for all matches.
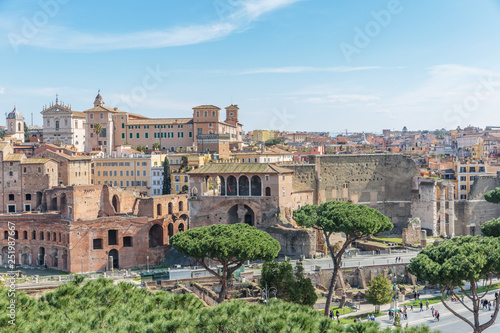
[1,0,500,134]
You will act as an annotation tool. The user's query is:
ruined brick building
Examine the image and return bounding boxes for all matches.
[0,185,188,272]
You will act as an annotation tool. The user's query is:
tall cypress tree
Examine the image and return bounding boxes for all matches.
[162,157,171,195]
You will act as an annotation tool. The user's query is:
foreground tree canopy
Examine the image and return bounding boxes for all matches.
[481,218,500,237]
[170,223,280,301]
[294,201,393,316]
[0,278,438,332]
[408,236,500,333]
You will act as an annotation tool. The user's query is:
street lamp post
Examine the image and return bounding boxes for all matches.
[147,256,149,272]
[261,284,277,306]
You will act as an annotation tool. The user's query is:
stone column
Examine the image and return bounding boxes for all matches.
[236,177,239,196]
[448,184,455,237]
[440,184,446,237]
[29,253,32,265]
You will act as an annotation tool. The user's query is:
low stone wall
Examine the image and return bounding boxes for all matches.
[191,282,219,306]
[160,275,220,288]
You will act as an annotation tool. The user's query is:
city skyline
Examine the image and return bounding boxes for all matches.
[1,0,500,132]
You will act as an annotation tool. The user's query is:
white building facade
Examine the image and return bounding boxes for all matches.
[41,97,86,151]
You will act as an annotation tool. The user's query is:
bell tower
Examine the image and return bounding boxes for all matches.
[225,104,239,126]
[6,106,25,141]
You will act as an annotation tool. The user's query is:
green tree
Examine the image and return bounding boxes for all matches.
[170,223,280,302]
[265,138,283,146]
[408,236,500,333]
[260,259,317,306]
[481,218,500,237]
[162,157,171,195]
[484,187,500,204]
[293,201,393,316]
[152,142,161,150]
[135,145,146,154]
[24,122,30,142]
[365,275,394,313]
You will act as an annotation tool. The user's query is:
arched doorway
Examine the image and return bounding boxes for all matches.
[38,247,45,266]
[219,177,226,196]
[149,224,164,248]
[52,248,59,268]
[1,247,9,265]
[251,176,262,196]
[265,187,271,196]
[178,223,184,232]
[112,195,120,213]
[179,201,184,211]
[239,176,249,196]
[168,223,174,237]
[109,249,119,269]
[21,247,30,265]
[51,196,58,210]
[157,203,162,216]
[228,204,255,226]
[168,203,173,214]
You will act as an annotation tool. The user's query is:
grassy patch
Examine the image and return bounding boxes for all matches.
[337,310,385,324]
[371,237,403,244]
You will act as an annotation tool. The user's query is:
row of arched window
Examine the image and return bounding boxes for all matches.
[3,230,66,243]
[156,201,184,216]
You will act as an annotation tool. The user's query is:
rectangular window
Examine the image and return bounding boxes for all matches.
[176,184,180,192]
[189,132,192,137]
[282,188,286,196]
[143,170,146,176]
[145,133,149,138]
[122,133,125,139]
[93,239,103,249]
[120,171,123,176]
[120,180,123,186]
[108,230,118,245]
[265,175,269,181]
[122,123,125,128]
[126,180,129,186]
[168,125,173,128]
[126,170,129,176]
[123,236,133,247]
[178,132,184,138]
[460,176,466,181]
[90,114,94,119]
[129,133,133,139]
[144,125,149,129]
[136,133,140,138]
[142,181,147,186]
[461,185,466,190]
[178,125,183,128]
[97,171,101,176]
[142,162,147,166]
[136,181,141,186]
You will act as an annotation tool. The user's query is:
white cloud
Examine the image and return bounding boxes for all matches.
[0,0,303,52]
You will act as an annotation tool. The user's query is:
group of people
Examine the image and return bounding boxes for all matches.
[481,298,496,311]
[353,314,375,323]
[388,307,408,321]
[395,257,403,263]
[430,307,440,321]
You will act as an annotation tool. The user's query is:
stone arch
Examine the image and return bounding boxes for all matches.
[51,196,58,210]
[109,249,119,269]
[23,230,28,239]
[265,186,271,196]
[228,204,255,226]
[251,176,262,196]
[192,186,198,197]
[219,176,226,196]
[112,195,120,213]
[239,176,249,196]
[179,200,184,212]
[178,223,185,232]
[157,203,162,216]
[149,224,164,248]
[51,248,59,268]
[168,202,173,214]
[227,176,237,196]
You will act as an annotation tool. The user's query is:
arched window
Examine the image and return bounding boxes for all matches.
[18,123,21,132]
[3,231,8,239]
[32,230,36,240]
[179,201,184,212]
[40,231,44,240]
[55,121,59,129]
[14,230,18,239]
[23,231,27,239]
[227,176,237,196]
[157,203,162,216]
[265,187,271,196]
[178,223,184,232]
[168,203,173,214]
[168,223,174,237]
[251,176,262,196]
[238,176,249,196]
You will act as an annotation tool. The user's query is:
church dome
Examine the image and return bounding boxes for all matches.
[7,106,23,119]
[94,91,105,107]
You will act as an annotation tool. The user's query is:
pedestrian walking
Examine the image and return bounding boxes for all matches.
[419,301,423,312]
[426,300,429,310]
[436,311,440,321]
[410,304,413,311]
[336,310,339,320]
[431,306,435,318]
[330,310,333,319]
